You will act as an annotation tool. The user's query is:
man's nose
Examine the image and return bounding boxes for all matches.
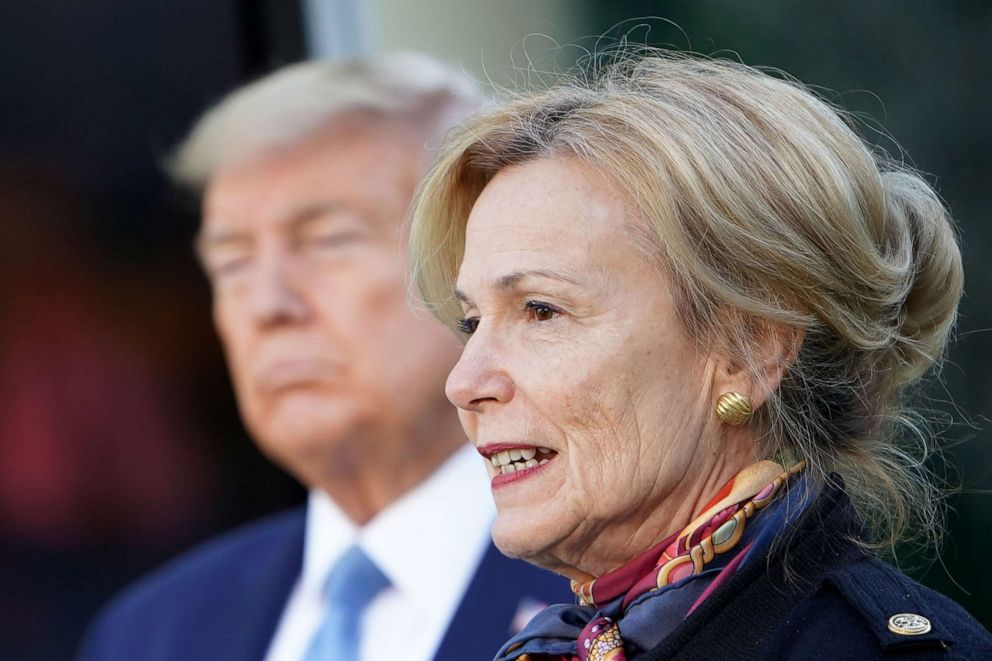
[445,332,514,413]
[246,253,312,328]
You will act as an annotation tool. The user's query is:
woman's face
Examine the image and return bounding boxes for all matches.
[447,158,747,579]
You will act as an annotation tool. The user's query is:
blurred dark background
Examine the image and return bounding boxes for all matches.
[0,2,988,659]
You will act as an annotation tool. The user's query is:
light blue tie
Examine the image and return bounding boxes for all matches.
[302,544,390,661]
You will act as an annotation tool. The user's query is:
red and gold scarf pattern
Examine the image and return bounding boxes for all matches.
[504,461,804,661]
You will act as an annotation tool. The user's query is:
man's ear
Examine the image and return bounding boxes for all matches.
[712,322,805,413]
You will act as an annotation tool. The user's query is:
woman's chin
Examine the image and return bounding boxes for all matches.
[491,512,559,568]
[490,517,527,558]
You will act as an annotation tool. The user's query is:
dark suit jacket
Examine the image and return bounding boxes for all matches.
[642,483,992,660]
[77,507,571,661]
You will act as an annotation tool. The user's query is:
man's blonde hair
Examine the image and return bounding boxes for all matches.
[171,52,485,189]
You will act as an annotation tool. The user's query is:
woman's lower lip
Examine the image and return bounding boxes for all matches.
[491,459,553,489]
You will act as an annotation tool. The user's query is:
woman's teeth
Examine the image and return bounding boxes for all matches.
[490,447,554,474]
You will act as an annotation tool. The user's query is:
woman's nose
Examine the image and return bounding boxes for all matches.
[445,338,514,412]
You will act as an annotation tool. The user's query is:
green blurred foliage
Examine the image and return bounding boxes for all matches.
[577,1,992,627]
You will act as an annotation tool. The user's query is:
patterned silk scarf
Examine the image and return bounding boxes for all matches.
[494,461,808,661]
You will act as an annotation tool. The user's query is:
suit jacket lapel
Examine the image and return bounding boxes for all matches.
[433,543,570,661]
[222,513,305,661]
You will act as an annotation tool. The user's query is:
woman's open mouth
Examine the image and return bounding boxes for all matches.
[479,445,558,488]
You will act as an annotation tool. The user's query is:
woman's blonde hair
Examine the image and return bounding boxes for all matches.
[409,52,963,552]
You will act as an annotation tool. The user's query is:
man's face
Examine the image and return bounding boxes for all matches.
[198,118,463,490]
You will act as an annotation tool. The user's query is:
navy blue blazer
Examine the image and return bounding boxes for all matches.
[77,507,571,661]
[641,483,992,660]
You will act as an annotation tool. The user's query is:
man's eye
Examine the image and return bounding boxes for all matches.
[523,300,560,322]
[207,256,251,278]
[305,231,362,249]
[456,316,480,335]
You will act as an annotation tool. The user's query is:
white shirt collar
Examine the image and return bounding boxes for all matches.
[301,443,495,610]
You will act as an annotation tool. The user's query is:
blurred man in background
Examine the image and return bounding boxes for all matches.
[78,53,568,661]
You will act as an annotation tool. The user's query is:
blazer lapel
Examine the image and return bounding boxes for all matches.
[217,512,305,661]
[433,543,571,661]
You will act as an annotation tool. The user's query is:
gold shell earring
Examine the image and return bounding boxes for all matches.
[716,392,752,426]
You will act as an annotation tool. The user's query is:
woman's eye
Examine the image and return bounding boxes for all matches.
[523,300,560,322]
[456,316,480,335]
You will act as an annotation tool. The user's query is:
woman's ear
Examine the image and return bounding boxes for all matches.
[712,322,805,412]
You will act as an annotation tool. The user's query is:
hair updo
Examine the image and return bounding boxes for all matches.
[409,51,963,551]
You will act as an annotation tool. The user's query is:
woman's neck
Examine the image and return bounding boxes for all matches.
[544,455,758,582]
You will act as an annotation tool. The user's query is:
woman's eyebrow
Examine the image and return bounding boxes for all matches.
[454,269,582,305]
[492,269,580,290]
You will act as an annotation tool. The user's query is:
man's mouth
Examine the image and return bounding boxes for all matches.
[255,358,337,393]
